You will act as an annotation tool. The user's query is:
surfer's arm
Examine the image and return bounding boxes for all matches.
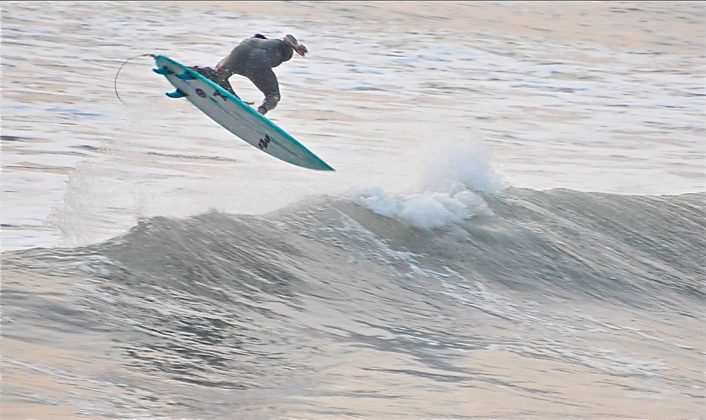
[249,68,280,115]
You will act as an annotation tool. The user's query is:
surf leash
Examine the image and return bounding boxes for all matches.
[114,53,155,106]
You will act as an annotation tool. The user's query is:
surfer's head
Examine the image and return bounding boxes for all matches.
[283,34,308,57]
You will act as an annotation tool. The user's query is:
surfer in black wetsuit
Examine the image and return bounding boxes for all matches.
[192,34,308,115]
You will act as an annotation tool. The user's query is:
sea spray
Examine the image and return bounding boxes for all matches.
[352,138,504,229]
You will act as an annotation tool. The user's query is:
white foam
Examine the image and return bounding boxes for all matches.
[353,188,491,230]
[352,138,503,230]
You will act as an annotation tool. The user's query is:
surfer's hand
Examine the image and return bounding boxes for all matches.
[294,44,308,57]
[257,106,267,115]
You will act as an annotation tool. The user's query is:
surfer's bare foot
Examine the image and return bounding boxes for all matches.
[257,106,267,115]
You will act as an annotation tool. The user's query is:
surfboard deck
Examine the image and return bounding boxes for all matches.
[153,55,334,171]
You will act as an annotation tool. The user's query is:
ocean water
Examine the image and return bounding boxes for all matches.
[1,1,705,419]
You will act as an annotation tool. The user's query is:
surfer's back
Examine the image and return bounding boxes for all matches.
[216,37,294,76]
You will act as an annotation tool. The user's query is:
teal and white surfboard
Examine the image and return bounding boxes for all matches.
[153,55,333,171]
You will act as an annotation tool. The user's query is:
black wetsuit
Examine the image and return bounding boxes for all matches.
[194,37,295,113]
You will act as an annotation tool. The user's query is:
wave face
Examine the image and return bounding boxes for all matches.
[3,188,704,418]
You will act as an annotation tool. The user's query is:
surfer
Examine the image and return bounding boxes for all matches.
[192,34,308,115]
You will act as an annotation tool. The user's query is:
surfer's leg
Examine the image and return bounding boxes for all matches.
[191,66,217,79]
[191,66,240,98]
[217,78,238,97]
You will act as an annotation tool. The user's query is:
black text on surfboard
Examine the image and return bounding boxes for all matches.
[258,134,272,150]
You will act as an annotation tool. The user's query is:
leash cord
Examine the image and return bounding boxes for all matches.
[114,53,155,106]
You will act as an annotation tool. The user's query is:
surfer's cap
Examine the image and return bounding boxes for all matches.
[284,34,308,56]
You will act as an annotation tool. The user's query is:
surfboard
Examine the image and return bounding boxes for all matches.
[152,55,334,171]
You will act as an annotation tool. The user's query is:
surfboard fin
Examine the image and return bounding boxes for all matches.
[153,66,172,75]
[166,89,187,98]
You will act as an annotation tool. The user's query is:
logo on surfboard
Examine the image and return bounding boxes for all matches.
[258,134,272,150]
